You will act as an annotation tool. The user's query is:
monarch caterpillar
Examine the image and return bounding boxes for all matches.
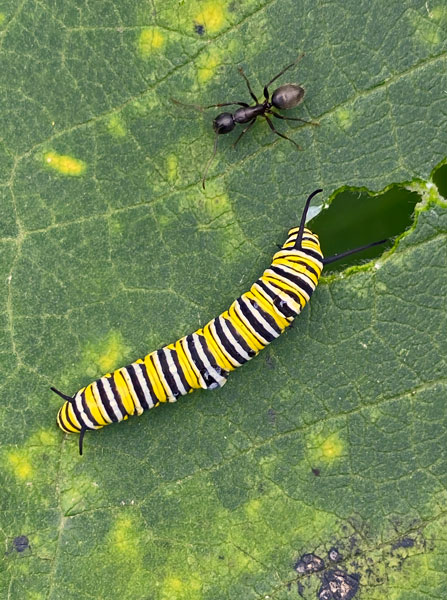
[52,189,386,454]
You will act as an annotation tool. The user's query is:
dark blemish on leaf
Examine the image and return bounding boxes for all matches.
[218,554,224,560]
[295,553,325,574]
[312,467,321,476]
[349,535,362,555]
[265,354,275,369]
[297,581,305,596]
[194,23,205,35]
[12,535,30,554]
[392,537,415,549]
[318,570,359,600]
[267,408,276,423]
[328,547,342,562]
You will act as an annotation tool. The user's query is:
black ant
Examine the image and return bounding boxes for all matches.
[171,54,318,188]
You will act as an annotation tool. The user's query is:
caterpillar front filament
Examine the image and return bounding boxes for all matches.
[53,189,386,454]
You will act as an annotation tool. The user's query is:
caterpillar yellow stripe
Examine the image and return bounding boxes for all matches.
[53,190,386,454]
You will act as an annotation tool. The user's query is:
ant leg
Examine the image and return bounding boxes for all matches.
[238,68,258,103]
[202,134,219,189]
[171,98,249,112]
[203,101,249,109]
[270,111,319,126]
[264,116,302,150]
[263,53,305,101]
[233,118,256,147]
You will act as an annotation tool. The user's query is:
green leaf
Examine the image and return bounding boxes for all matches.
[1,1,447,599]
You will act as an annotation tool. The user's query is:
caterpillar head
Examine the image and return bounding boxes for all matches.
[52,387,89,455]
[291,189,388,266]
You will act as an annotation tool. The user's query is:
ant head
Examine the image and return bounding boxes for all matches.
[271,84,305,110]
[213,112,235,134]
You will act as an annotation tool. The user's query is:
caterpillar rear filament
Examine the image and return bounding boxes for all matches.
[52,189,386,454]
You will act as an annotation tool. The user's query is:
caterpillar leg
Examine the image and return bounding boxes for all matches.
[79,427,87,456]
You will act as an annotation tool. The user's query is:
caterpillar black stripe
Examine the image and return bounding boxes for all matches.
[53,189,386,454]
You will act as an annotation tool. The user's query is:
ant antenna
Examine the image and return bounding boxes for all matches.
[264,53,305,93]
[202,134,219,189]
[294,189,323,249]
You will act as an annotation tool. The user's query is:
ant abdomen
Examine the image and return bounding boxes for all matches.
[271,84,305,110]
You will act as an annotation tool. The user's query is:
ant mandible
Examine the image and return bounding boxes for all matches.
[172,54,318,188]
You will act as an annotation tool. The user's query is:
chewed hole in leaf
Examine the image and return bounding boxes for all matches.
[431,161,447,200]
[309,186,420,272]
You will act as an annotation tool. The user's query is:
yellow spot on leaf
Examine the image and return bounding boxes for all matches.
[165,577,183,593]
[195,2,226,33]
[197,48,221,83]
[245,498,261,519]
[21,593,44,600]
[110,220,122,235]
[410,11,441,45]
[0,13,5,26]
[60,475,101,515]
[32,429,58,446]
[163,575,202,598]
[196,191,232,223]
[111,517,135,553]
[138,28,165,57]
[83,331,129,378]
[44,151,86,176]
[97,334,124,373]
[8,451,32,480]
[422,27,440,45]
[108,114,127,138]
[430,6,447,23]
[166,154,178,182]
[335,108,352,130]
[308,431,344,464]
[321,434,344,460]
